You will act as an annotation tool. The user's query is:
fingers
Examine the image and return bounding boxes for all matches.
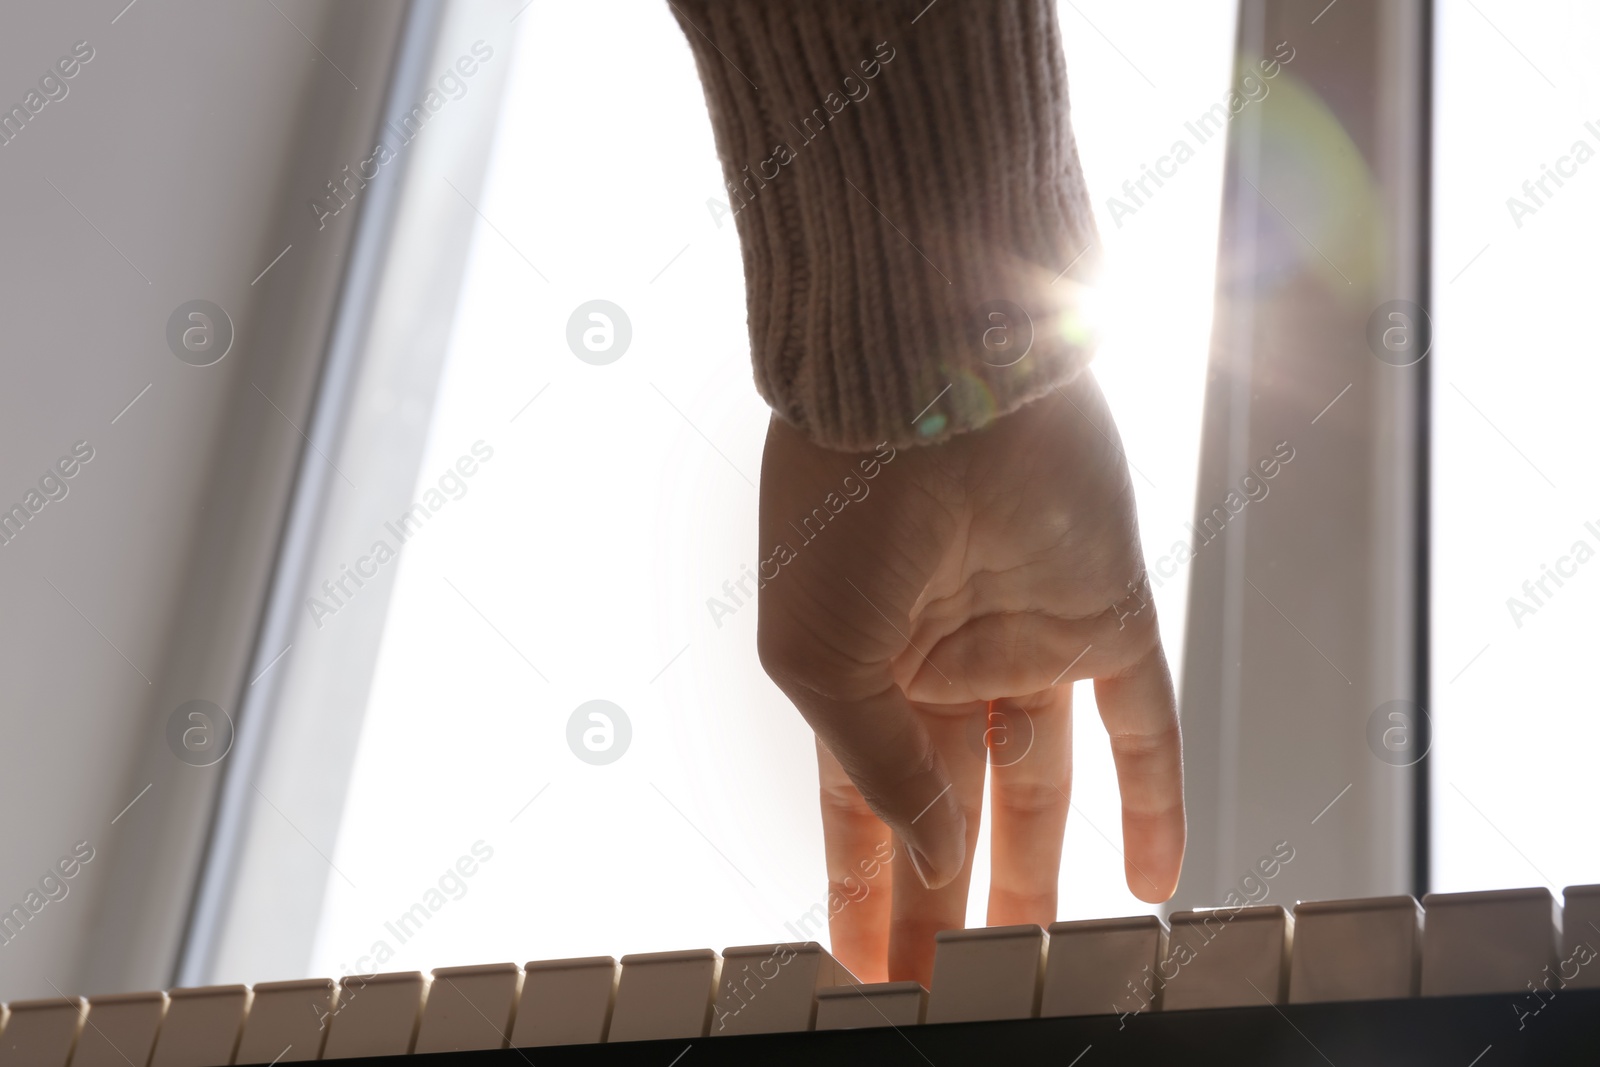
[986,688,1072,927]
[781,676,970,891]
[756,417,970,891]
[1093,644,1185,902]
[816,741,895,982]
[887,710,987,985]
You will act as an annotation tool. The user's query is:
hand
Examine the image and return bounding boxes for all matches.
[755,371,1185,984]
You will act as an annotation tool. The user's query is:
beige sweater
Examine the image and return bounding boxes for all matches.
[670,0,1099,450]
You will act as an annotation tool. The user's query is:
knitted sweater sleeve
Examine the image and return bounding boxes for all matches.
[669,0,1100,451]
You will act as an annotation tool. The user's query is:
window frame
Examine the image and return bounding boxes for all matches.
[1173,0,1433,908]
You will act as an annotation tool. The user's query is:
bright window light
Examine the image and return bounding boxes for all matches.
[309,0,1235,975]
[1431,1,1600,894]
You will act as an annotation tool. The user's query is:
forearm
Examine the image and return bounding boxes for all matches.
[672,0,1100,450]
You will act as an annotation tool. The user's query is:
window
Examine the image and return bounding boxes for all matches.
[198,0,1241,981]
[1430,0,1600,894]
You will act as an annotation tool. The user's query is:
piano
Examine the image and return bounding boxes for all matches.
[3,884,1596,1066]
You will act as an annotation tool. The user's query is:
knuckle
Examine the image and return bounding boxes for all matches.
[992,779,1067,820]
[755,615,807,686]
[828,877,873,906]
[819,779,874,820]
[1109,721,1181,757]
[757,614,889,706]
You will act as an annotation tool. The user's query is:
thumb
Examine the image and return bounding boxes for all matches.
[781,677,968,888]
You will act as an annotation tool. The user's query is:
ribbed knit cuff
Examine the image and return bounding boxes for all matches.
[671,0,1100,451]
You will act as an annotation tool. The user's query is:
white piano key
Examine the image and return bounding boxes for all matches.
[509,957,618,1048]
[1421,888,1560,996]
[148,985,251,1067]
[0,998,85,1067]
[321,972,428,1060]
[1289,896,1421,1004]
[711,942,853,1036]
[413,963,520,1054]
[1162,905,1293,1011]
[1561,884,1600,990]
[1042,915,1167,1018]
[232,979,334,1064]
[72,991,168,1067]
[814,982,927,1030]
[608,949,722,1042]
[926,925,1047,1023]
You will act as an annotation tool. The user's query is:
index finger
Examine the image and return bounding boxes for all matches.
[815,741,895,982]
[1092,643,1185,902]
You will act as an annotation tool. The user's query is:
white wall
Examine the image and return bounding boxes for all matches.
[0,0,404,999]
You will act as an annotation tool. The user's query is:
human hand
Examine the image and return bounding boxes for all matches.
[755,371,1185,984]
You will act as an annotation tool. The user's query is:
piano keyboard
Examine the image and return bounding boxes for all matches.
[2,885,1596,1066]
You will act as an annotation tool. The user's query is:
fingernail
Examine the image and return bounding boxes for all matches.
[905,844,935,889]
